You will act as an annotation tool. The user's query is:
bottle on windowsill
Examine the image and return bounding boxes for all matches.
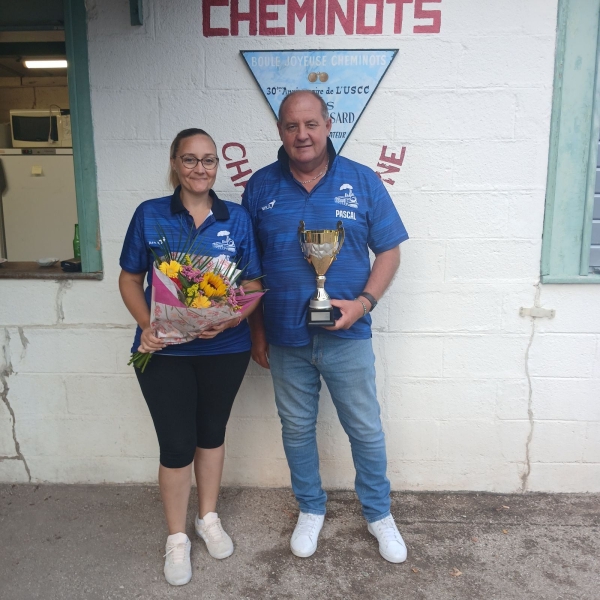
[73,224,81,260]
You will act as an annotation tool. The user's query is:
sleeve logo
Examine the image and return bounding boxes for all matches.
[260,200,276,211]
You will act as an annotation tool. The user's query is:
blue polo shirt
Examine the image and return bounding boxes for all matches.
[242,139,408,347]
[120,186,262,356]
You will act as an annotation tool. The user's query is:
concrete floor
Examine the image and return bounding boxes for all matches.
[0,485,598,600]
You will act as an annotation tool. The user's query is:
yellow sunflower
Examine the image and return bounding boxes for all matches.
[200,272,227,298]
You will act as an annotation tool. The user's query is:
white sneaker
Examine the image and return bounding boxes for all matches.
[367,515,407,563]
[163,532,192,586]
[195,512,234,559]
[290,512,325,558]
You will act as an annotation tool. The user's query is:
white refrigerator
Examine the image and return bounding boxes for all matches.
[0,149,78,261]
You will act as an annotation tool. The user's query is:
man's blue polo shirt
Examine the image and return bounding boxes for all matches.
[120,186,262,356]
[242,139,408,347]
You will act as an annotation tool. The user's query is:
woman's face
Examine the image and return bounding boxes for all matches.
[171,134,218,197]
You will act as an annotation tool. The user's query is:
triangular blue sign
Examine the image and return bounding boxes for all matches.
[241,49,397,153]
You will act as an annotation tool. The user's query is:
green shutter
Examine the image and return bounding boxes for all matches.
[64,0,103,274]
[542,0,600,283]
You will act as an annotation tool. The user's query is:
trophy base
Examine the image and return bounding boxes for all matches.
[307,306,335,327]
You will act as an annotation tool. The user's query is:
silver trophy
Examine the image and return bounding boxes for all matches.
[298,220,345,326]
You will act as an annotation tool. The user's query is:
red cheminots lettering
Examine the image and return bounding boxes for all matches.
[376,145,406,186]
[203,0,442,37]
[222,143,253,190]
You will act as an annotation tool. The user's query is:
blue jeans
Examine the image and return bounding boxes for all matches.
[269,334,391,523]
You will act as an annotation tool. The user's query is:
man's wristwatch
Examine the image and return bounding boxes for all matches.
[359,291,377,312]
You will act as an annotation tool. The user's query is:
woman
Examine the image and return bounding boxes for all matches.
[119,128,262,586]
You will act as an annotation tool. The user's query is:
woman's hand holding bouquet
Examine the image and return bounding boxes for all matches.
[128,230,264,372]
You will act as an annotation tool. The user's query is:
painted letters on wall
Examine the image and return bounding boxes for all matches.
[203,0,442,37]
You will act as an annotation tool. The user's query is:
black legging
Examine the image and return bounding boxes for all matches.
[135,351,251,468]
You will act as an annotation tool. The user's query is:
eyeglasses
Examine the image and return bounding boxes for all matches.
[178,155,219,170]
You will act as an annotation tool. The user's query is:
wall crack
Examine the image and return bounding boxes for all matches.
[1,329,32,482]
[55,280,73,324]
[18,327,29,350]
[520,284,540,493]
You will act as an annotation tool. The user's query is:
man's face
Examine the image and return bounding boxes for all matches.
[277,93,332,168]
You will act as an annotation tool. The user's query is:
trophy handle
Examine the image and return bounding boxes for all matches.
[335,221,345,257]
[298,220,306,256]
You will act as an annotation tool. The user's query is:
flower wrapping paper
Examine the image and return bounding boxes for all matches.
[150,265,264,345]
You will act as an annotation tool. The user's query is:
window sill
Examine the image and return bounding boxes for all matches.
[541,273,600,284]
[0,262,103,280]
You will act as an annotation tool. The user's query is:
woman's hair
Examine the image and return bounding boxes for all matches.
[168,128,217,189]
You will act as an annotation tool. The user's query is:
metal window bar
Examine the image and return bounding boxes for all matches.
[585,20,600,274]
[591,135,600,272]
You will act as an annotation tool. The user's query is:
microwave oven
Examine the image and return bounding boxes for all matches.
[10,108,72,148]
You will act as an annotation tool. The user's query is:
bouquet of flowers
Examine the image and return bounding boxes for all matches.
[129,227,264,372]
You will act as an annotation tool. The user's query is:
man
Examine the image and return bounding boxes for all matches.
[242,90,409,563]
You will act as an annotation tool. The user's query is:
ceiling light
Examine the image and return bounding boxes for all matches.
[24,60,68,69]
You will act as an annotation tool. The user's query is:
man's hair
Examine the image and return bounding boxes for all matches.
[278,90,329,123]
[168,128,217,189]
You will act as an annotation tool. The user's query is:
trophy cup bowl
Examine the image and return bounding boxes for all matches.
[298,220,345,326]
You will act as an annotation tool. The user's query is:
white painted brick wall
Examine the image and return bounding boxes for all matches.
[386,420,439,461]
[531,379,600,421]
[2,0,599,493]
[397,90,517,141]
[443,335,529,379]
[445,239,542,282]
[9,373,67,416]
[529,420,588,464]
[456,35,556,88]
[389,284,504,333]
[527,464,600,493]
[0,281,59,325]
[535,286,600,334]
[529,335,597,379]
[400,192,545,241]
[583,423,600,463]
[496,380,530,421]
[0,459,30,483]
[383,334,444,378]
[386,378,498,421]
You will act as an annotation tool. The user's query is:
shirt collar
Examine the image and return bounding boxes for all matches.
[277,137,337,176]
[170,186,230,221]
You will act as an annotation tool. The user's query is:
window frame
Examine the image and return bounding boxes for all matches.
[541,0,600,283]
[63,0,102,275]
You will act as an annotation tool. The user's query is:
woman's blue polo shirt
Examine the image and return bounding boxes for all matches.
[120,186,262,356]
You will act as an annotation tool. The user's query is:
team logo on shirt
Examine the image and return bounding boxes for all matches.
[260,200,276,211]
[212,231,236,252]
[148,236,167,246]
[334,184,358,208]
